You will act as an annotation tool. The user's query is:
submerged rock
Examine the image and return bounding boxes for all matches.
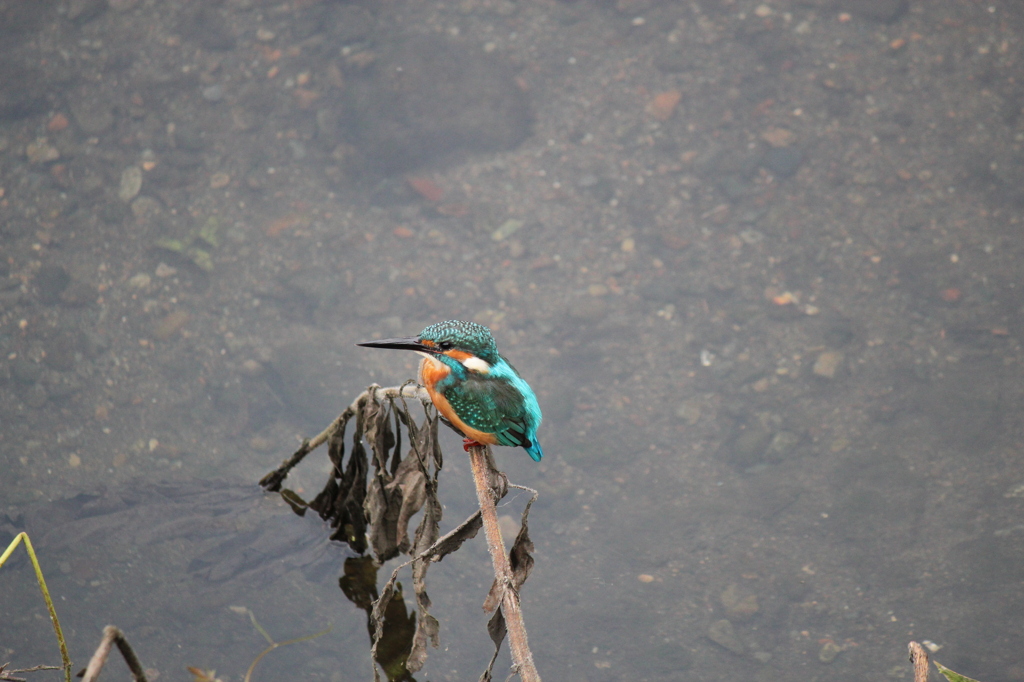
[707,618,745,655]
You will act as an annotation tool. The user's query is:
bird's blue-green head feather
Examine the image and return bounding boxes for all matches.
[419,320,500,365]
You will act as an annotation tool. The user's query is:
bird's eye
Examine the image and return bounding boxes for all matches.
[438,340,453,351]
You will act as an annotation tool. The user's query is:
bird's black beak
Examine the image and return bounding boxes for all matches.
[356,336,435,353]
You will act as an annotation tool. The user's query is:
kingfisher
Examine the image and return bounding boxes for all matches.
[357,320,543,461]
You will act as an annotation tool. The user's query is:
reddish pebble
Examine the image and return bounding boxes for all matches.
[646,90,682,122]
[293,88,320,109]
[265,214,306,237]
[47,113,70,132]
[407,176,445,202]
[50,164,70,186]
[939,288,961,303]
[529,255,556,270]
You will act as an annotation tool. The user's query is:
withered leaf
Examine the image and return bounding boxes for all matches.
[390,455,428,554]
[407,488,442,672]
[508,493,536,592]
[482,486,538,675]
[480,607,507,682]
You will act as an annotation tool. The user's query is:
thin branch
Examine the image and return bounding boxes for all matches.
[0,663,61,682]
[81,626,147,682]
[467,444,540,682]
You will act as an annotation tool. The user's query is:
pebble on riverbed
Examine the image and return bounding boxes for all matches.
[818,640,845,664]
[707,619,745,655]
[119,166,143,202]
[26,138,60,164]
[812,351,845,380]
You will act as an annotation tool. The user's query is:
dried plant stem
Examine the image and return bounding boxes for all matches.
[468,444,540,682]
[908,642,929,682]
[81,626,147,682]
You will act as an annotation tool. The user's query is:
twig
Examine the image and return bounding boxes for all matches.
[81,626,147,682]
[467,444,540,682]
[0,663,61,682]
[908,642,929,682]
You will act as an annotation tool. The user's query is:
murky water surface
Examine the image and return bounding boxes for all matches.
[3,1,1024,681]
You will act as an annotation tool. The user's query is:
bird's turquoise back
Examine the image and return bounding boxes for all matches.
[435,355,543,461]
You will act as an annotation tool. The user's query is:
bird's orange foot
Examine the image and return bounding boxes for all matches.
[462,438,486,452]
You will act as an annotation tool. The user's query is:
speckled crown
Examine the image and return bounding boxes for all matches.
[419,320,498,361]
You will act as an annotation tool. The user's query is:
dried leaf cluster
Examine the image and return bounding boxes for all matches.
[260,384,539,680]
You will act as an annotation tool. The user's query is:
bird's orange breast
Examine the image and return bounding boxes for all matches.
[417,353,448,389]
[417,355,499,445]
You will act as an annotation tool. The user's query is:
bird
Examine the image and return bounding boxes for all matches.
[357,320,543,461]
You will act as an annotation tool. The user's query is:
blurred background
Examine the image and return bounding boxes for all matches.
[2,0,1024,680]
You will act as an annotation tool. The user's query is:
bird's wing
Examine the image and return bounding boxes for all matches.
[442,373,532,448]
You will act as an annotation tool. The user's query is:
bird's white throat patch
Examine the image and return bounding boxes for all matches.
[461,356,491,373]
[416,351,441,365]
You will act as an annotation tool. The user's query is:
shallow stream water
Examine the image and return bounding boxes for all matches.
[3,1,1024,681]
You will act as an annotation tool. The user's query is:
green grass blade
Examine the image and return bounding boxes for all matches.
[934,662,983,682]
[0,532,72,682]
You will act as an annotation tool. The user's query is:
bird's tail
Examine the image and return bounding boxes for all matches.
[526,440,543,462]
